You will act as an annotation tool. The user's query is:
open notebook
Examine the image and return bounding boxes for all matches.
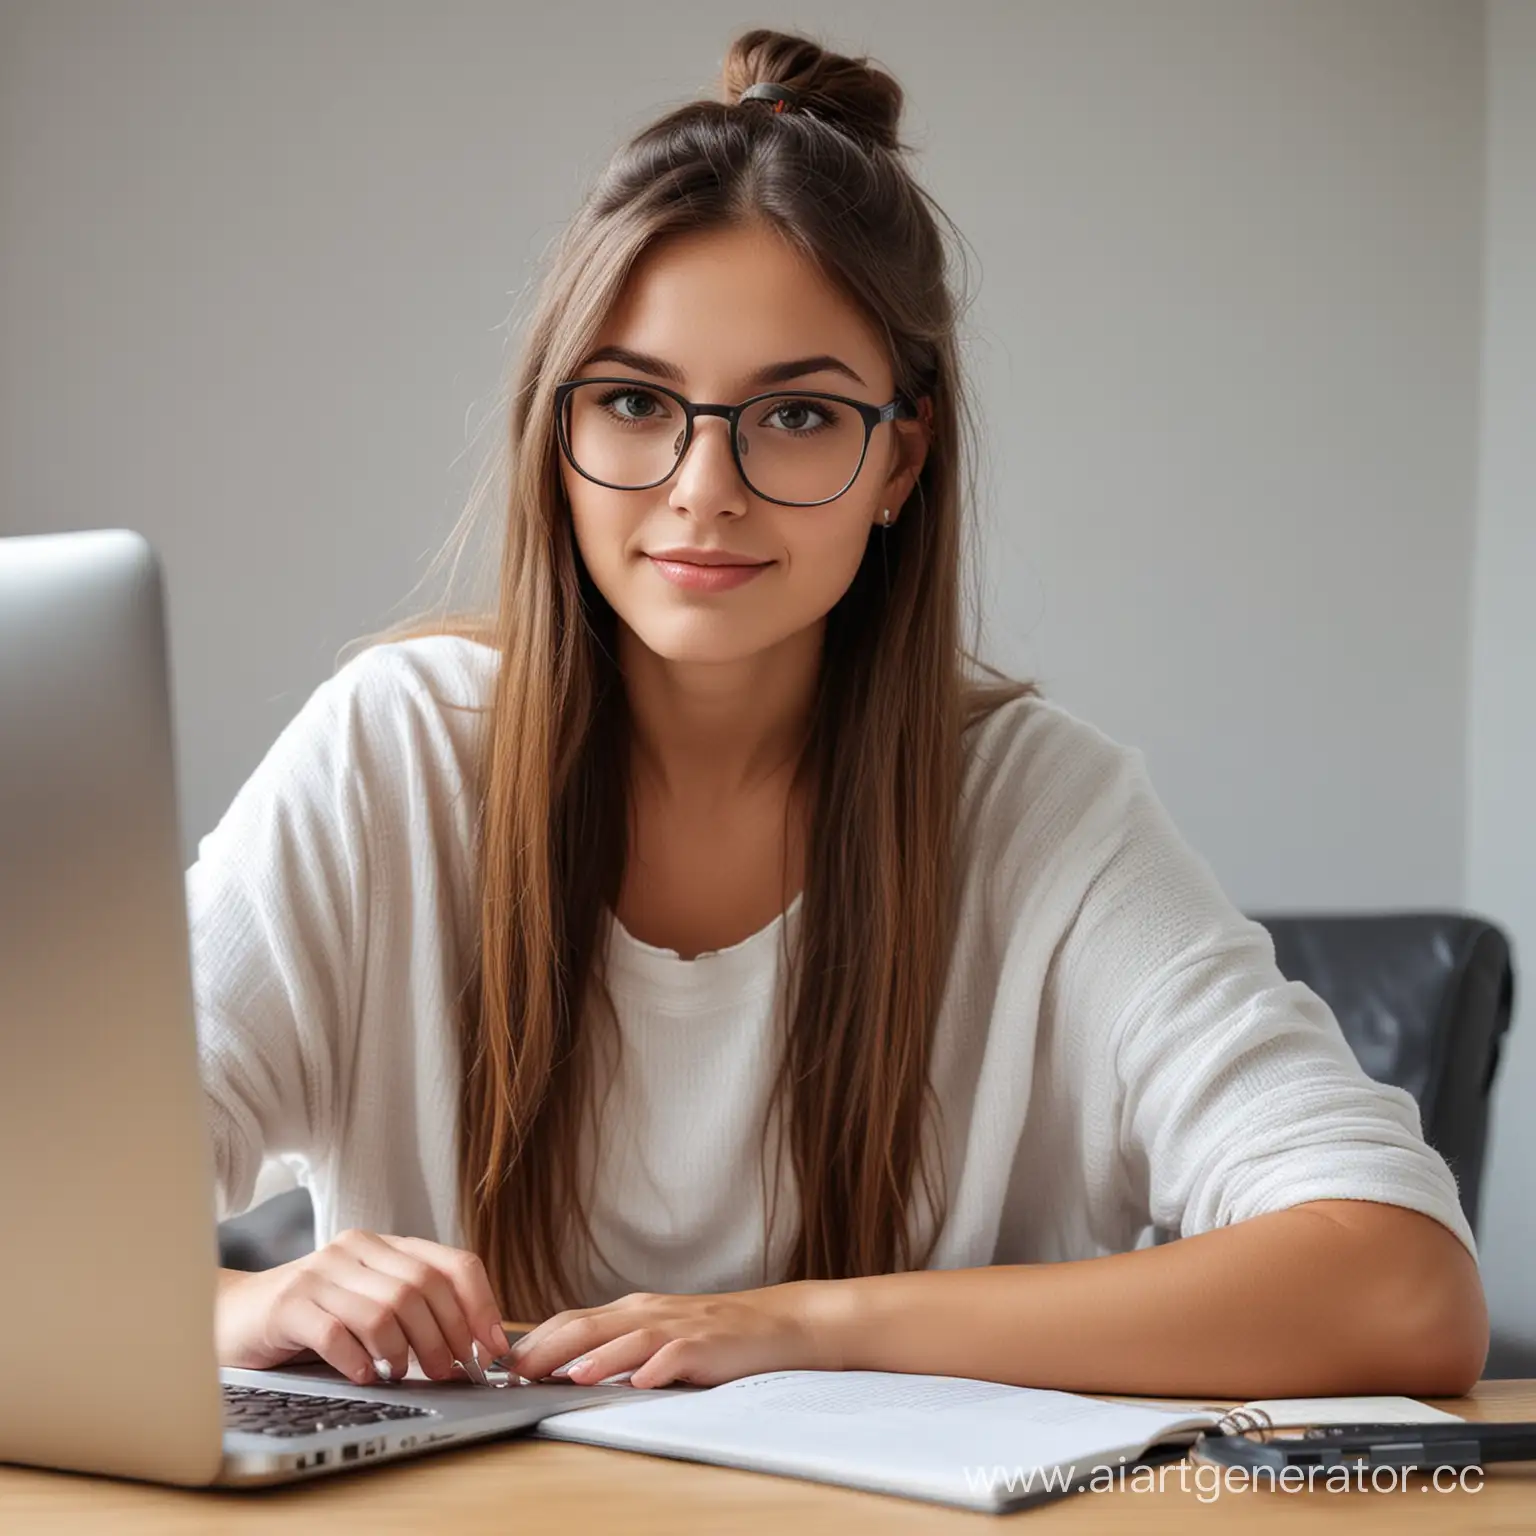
[534,1370,1460,1513]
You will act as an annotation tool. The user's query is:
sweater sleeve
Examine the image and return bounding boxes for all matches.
[184,661,378,1220]
[1050,741,1477,1261]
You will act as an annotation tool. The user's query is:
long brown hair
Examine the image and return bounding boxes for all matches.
[346,27,1036,1321]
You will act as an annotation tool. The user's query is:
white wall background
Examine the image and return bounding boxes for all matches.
[2,2,1526,1336]
[1469,0,1536,1357]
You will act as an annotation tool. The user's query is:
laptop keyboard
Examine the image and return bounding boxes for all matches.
[222,1383,438,1438]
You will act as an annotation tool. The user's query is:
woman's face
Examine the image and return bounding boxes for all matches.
[560,221,929,668]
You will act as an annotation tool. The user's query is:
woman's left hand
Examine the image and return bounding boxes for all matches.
[502,1279,847,1389]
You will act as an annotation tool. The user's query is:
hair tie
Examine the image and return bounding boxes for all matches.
[738,82,800,114]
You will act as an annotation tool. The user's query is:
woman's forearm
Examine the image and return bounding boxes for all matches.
[802,1199,1487,1400]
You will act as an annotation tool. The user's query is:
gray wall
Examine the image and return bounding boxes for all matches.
[1469,0,1536,1355]
[2,1,1521,1325]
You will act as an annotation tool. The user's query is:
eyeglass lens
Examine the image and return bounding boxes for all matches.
[563,382,867,504]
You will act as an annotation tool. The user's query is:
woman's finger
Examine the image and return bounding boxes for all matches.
[330,1233,476,1380]
[305,1273,413,1384]
[273,1293,376,1385]
[551,1327,663,1386]
[375,1233,510,1361]
[505,1309,615,1383]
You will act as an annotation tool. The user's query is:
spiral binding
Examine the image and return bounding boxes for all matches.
[1213,1406,1275,1437]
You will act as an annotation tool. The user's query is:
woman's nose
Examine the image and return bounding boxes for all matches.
[669,415,748,512]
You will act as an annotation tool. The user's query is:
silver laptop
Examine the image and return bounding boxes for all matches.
[0,529,656,1487]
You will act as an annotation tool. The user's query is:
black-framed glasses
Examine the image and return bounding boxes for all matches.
[554,377,918,508]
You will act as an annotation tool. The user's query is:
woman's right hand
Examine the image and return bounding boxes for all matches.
[216,1229,512,1385]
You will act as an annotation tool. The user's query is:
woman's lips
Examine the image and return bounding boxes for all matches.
[645,555,771,592]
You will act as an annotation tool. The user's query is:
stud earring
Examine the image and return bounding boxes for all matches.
[881,507,892,527]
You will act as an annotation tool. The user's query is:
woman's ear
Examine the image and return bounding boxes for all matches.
[883,395,933,517]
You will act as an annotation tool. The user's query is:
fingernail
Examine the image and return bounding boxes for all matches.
[553,1356,590,1379]
[597,1370,634,1385]
[485,1324,512,1358]
[372,1358,394,1383]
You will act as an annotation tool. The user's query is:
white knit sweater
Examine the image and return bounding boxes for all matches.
[188,636,1475,1304]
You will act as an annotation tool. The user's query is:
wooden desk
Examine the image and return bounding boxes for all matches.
[3,1378,1532,1533]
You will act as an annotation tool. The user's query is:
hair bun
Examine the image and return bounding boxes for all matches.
[720,28,906,154]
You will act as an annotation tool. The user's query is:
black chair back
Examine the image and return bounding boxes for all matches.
[1250,912,1515,1237]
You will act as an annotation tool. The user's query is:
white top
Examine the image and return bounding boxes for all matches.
[188,636,1475,1305]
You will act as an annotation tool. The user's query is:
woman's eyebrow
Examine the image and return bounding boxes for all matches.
[576,344,866,390]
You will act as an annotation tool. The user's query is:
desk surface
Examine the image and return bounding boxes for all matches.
[3,1378,1533,1533]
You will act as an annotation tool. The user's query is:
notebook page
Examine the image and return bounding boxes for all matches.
[536,1370,1220,1511]
[1240,1395,1463,1427]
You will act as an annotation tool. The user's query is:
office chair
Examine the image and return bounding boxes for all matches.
[1250,911,1515,1238]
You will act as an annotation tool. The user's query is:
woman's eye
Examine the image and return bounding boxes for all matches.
[598,388,664,420]
[764,399,833,433]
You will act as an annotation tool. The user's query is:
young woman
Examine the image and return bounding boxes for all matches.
[201,29,1487,1400]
